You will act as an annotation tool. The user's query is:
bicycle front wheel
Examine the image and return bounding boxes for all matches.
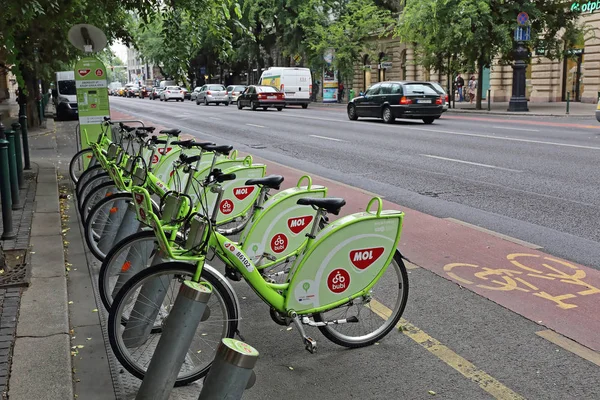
[313,251,409,348]
[69,148,95,183]
[107,262,239,386]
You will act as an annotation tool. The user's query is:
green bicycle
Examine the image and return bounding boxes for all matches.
[108,169,409,385]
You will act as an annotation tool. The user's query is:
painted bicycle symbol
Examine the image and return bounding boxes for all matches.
[444,253,600,310]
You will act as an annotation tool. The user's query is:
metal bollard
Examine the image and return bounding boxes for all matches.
[0,140,16,239]
[198,338,259,400]
[121,250,170,348]
[11,123,25,189]
[97,199,127,254]
[487,89,491,112]
[135,281,212,400]
[566,92,570,115]
[5,130,21,210]
[19,114,30,170]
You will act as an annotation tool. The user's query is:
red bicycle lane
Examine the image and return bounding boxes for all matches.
[110,108,600,352]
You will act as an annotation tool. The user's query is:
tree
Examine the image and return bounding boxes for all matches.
[397,0,583,109]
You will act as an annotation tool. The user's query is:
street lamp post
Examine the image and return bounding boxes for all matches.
[507,41,529,112]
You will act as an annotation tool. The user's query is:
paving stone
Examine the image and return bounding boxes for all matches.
[30,212,61,237]
[16,277,68,337]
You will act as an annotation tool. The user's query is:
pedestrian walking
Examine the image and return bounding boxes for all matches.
[338,82,344,102]
[455,73,465,102]
[312,80,320,102]
[468,76,477,104]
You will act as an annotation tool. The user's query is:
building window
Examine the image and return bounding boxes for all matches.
[378,52,387,82]
[363,54,372,92]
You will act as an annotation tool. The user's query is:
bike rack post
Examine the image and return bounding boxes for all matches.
[111,203,141,248]
[110,237,154,298]
[11,122,25,189]
[135,281,212,400]
[19,112,30,170]
[97,199,128,254]
[0,140,16,239]
[5,129,21,210]
[198,338,259,400]
[121,250,170,348]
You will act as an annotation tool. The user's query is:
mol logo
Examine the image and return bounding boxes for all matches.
[270,233,288,254]
[220,199,234,215]
[233,186,255,200]
[327,269,350,294]
[134,193,145,204]
[287,215,313,234]
[349,247,385,270]
[157,147,173,155]
[78,69,91,77]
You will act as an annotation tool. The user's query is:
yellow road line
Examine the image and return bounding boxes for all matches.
[536,330,600,367]
[370,300,525,400]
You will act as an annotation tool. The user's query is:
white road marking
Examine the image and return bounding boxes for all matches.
[210,117,222,121]
[491,126,540,132]
[309,135,345,142]
[410,127,600,151]
[421,154,522,172]
[246,123,265,128]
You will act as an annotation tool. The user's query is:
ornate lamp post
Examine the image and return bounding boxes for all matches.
[508,9,531,112]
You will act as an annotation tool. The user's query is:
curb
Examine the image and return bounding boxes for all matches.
[446,109,591,118]
[8,163,73,397]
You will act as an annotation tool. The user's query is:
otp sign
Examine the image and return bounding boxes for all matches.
[220,199,234,215]
[270,233,288,253]
[287,215,313,234]
[350,247,385,270]
[95,68,103,77]
[327,269,350,293]
[233,186,254,200]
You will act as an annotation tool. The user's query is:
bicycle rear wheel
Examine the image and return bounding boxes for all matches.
[107,262,238,386]
[313,251,409,348]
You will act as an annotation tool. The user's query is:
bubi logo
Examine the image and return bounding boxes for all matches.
[95,68,103,77]
[152,155,160,164]
[78,69,91,77]
[270,233,288,253]
[327,269,350,293]
[233,186,254,200]
[349,247,385,270]
[134,193,145,204]
[224,242,236,252]
[220,199,234,215]
[287,215,313,234]
[139,208,146,221]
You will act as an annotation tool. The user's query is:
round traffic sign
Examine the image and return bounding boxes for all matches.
[517,12,529,25]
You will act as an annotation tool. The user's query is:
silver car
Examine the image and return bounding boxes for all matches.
[195,84,229,106]
[226,85,247,104]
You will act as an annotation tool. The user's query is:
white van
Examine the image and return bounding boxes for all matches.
[259,67,312,109]
[53,71,78,120]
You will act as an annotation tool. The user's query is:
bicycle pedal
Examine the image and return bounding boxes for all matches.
[304,337,317,354]
[225,267,242,281]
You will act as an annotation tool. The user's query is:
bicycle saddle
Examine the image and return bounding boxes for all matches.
[137,126,156,133]
[159,128,181,136]
[202,144,233,156]
[172,140,215,149]
[246,175,284,190]
[297,197,346,215]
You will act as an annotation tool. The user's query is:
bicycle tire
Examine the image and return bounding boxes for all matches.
[69,148,94,183]
[84,193,136,261]
[107,261,238,386]
[80,181,120,223]
[77,173,112,212]
[313,251,409,348]
[75,164,104,197]
[98,230,184,310]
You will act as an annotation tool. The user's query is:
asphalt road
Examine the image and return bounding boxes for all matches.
[56,99,600,399]
[109,96,600,270]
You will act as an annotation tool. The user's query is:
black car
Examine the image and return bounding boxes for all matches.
[347,81,444,124]
[237,85,286,111]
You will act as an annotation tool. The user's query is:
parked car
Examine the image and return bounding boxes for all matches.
[429,82,449,112]
[195,84,229,105]
[181,87,191,100]
[237,85,286,111]
[259,67,311,108]
[347,81,444,124]
[190,87,201,102]
[139,86,153,98]
[159,86,185,102]
[226,85,247,104]
[596,97,600,122]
